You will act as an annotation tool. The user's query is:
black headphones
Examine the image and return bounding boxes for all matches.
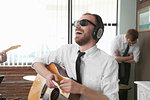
[92,14,104,40]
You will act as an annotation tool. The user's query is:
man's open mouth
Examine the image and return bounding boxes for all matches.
[75,30,83,35]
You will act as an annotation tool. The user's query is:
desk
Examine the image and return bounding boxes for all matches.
[134,81,150,100]
[23,75,36,81]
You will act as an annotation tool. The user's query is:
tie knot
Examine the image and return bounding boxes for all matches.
[78,51,85,58]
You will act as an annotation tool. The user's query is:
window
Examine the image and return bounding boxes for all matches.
[0,0,68,66]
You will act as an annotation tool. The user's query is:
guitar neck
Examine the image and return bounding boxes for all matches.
[4,48,12,53]
[0,48,12,55]
[0,45,21,55]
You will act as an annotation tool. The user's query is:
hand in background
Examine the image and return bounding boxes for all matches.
[0,51,7,63]
[129,53,134,59]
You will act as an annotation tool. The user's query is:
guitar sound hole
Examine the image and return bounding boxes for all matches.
[51,88,60,100]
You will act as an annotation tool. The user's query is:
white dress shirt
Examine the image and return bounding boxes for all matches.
[110,35,140,63]
[33,44,119,100]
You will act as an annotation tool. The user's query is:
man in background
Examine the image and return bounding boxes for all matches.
[110,29,140,100]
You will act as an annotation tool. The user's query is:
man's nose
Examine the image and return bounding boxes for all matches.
[75,22,81,28]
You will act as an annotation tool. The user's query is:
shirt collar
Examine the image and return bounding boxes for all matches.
[77,45,98,58]
[84,45,97,55]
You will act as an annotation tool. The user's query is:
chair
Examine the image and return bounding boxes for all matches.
[119,84,132,100]
[0,76,4,84]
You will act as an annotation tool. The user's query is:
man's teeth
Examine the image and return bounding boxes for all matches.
[76,31,83,34]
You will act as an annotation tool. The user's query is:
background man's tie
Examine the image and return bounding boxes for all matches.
[123,45,130,57]
[119,44,130,83]
[76,51,85,84]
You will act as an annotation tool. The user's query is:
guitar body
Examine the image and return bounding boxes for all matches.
[28,74,52,100]
[28,63,80,100]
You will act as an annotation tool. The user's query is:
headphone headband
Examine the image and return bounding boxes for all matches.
[93,14,104,29]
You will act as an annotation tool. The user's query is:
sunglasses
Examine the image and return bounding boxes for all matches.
[73,19,96,27]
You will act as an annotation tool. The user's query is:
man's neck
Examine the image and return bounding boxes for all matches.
[79,42,96,52]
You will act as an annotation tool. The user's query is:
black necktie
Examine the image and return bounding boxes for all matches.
[123,45,130,57]
[76,51,85,84]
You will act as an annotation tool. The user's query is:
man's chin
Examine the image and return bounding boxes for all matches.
[75,39,81,45]
[75,40,84,46]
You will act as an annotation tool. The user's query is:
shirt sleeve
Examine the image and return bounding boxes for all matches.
[133,45,140,63]
[32,45,67,68]
[101,58,119,100]
[110,37,119,58]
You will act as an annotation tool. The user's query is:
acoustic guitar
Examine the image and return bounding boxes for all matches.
[28,63,80,100]
[0,45,21,55]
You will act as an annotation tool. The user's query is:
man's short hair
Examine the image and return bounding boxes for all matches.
[126,29,139,41]
[83,13,104,29]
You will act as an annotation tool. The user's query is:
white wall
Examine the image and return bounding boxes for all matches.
[118,0,137,34]
[118,0,137,100]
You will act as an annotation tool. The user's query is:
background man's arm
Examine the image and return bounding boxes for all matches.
[115,50,135,63]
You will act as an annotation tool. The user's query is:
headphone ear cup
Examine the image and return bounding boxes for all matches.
[92,26,103,40]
